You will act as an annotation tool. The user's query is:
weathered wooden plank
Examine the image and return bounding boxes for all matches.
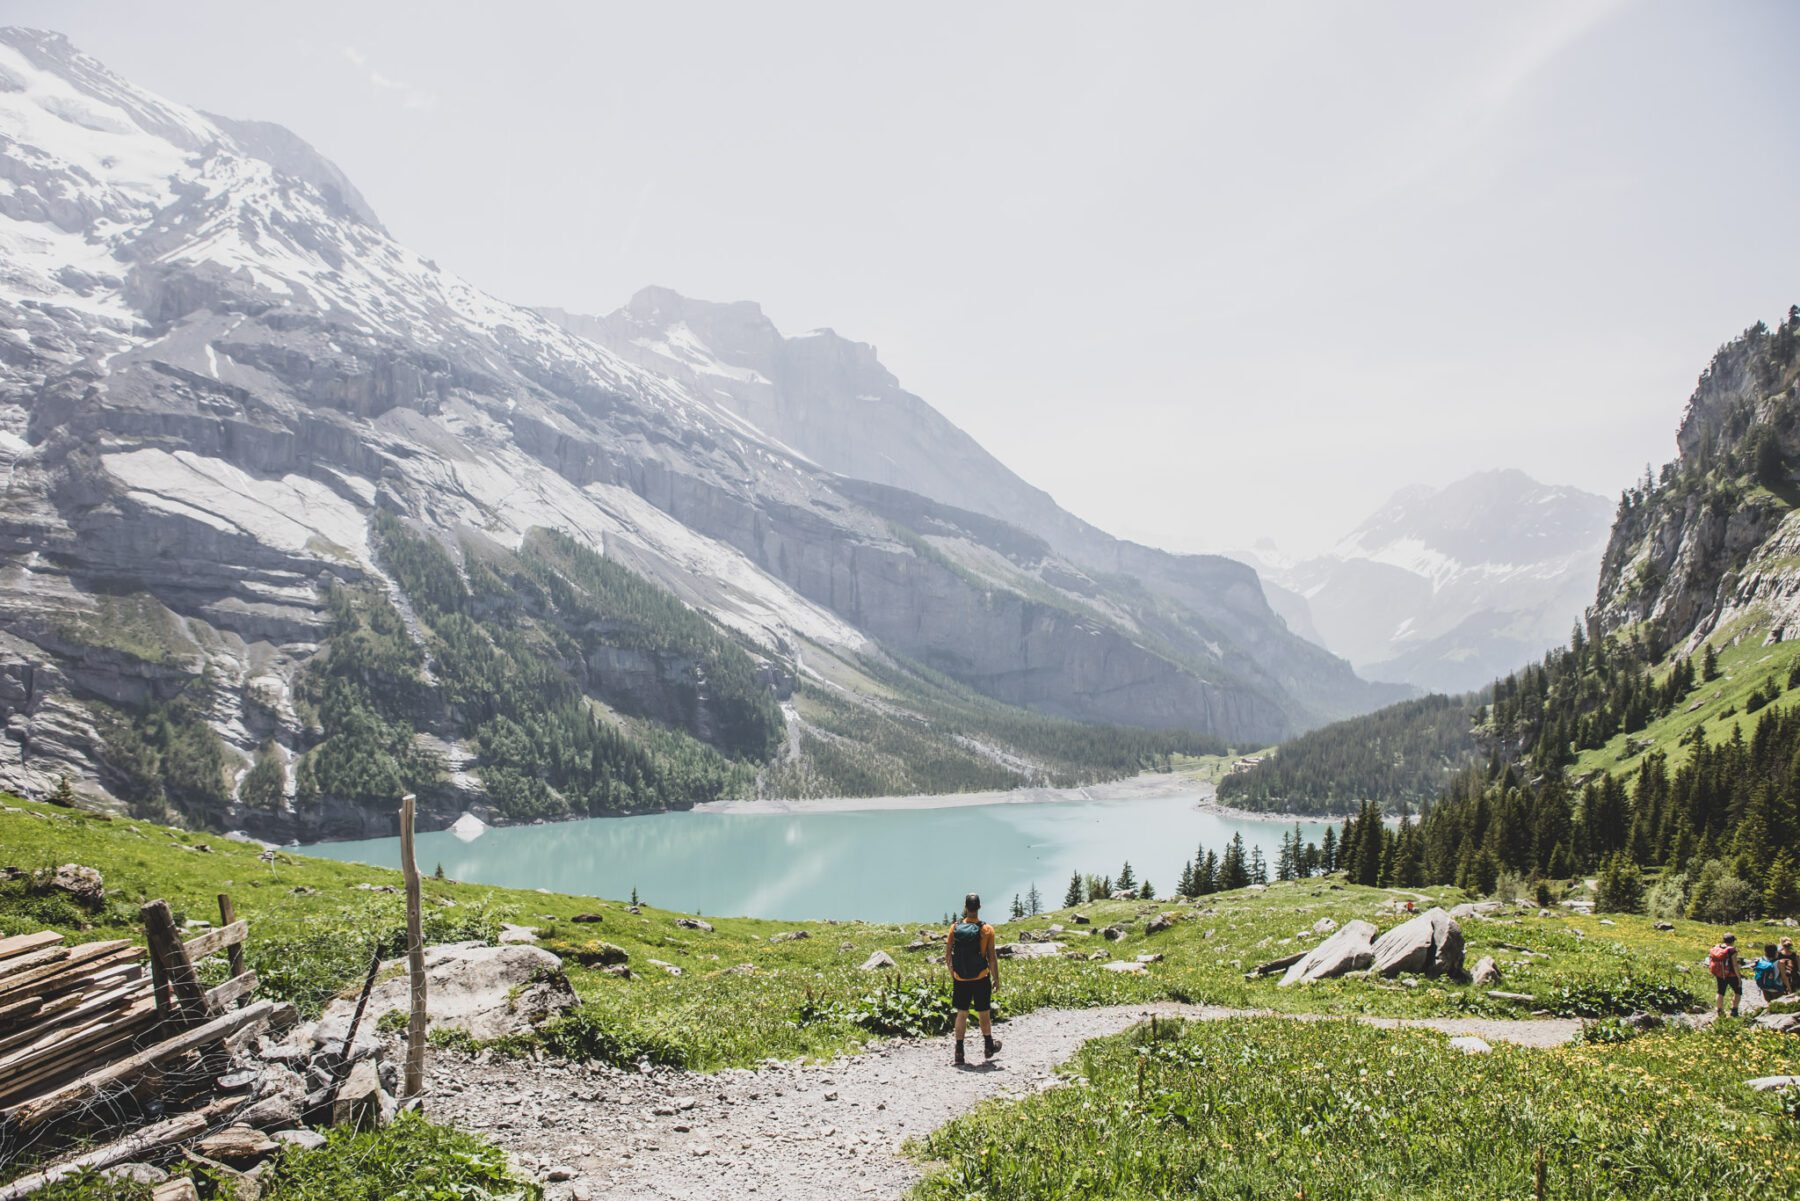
[3,999,273,1127]
[0,1004,158,1108]
[0,931,63,964]
[181,920,247,963]
[0,990,156,1074]
[0,943,135,1006]
[0,974,148,1058]
[0,946,72,983]
[0,1110,209,1201]
[217,895,245,981]
[143,901,206,1024]
[204,970,257,1012]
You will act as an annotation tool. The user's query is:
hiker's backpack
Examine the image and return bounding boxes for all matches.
[1756,959,1785,995]
[951,920,987,979]
[1708,944,1734,979]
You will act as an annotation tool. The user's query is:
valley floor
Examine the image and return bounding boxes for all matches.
[431,1004,1581,1201]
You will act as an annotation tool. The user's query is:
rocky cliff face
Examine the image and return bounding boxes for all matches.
[0,29,1394,836]
[1592,311,1800,651]
[1239,471,1613,694]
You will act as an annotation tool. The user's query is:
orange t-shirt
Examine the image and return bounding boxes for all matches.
[946,921,996,981]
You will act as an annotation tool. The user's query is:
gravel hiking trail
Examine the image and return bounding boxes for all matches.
[429,1004,1580,1201]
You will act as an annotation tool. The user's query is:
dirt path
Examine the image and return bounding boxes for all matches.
[428,1004,1580,1201]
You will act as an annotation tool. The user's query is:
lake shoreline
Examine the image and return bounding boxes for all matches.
[695,771,1341,823]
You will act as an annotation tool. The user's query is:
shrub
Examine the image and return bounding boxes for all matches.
[1548,978,1699,1018]
[1595,853,1645,914]
[1646,872,1691,919]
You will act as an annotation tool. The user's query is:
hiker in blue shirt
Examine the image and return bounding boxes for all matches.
[1754,942,1787,1005]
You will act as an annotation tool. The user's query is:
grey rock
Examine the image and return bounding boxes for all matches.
[1470,956,1501,987]
[274,1129,327,1151]
[1279,920,1378,986]
[675,918,713,932]
[1100,926,1126,942]
[316,944,577,1046]
[1370,907,1464,977]
[858,951,896,971]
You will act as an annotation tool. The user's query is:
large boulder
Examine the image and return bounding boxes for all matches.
[1279,920,1377,986]
[1370,907,1464,977]
[42,863,104,908]
[315,943,578,1046]
[1449,901,1503,920]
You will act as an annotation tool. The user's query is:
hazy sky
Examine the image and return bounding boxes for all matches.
[11,1,1798,554]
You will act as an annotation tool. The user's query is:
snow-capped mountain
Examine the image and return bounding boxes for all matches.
[1237,471,1613,694]
[0,29,1397,833]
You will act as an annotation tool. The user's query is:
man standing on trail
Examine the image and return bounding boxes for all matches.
[1708,933,1743,1018]
[946,892,1001,1066]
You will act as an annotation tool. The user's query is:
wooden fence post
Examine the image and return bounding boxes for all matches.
[1535,1146,1546,1201]
[141,900,206,1026]
[400,793,427,1099]
[217,894,245,981]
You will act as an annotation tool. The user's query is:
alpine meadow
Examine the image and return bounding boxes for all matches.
[0,6,1796,1201]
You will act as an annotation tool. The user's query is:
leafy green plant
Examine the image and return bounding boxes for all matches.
[1547,977,1698,1018]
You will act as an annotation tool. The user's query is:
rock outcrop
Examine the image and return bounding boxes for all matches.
[1369,907,1464,978]
[313,943,578,1046]
[1279,920,1377,986]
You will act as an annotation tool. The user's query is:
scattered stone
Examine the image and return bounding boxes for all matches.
[571,913,605,924]
[997,942,1064,960]
[547,1166,576,1182]
[1370,907,1464,978]
[1146,913,1179,935]
[1312,917,1338,935]
[1447,1036,1492,1055]
[1470,956,1502,987]
[1136,953,1164,964]
[676,918,714,932]
[1757,1012,1800,1033]
[1653,921,1675,931]
[1748,1075,1800,1091]
[903,939,933,953]
[859,951,897,971]
[150,1181,199,1201]
[316,944,579,1044]
[647,958,684,977]
[627,906,642,915]
[238,1094,302,1131]
[499,923,540,944]
[331,1060,384,1129]
[1100,926,1126,942]
[43,863,104,907]
[603,964,633,979]
[196,1125,279,1163]
[1487,990,1536,1003]
[102,1164,169,1185]
[1246,951,1307,979]
[1448,901,1503,920]
[1101,960,1148,974]
[1279,920,1378,986]
[769,931,810,943]
[1071,913,1090,925]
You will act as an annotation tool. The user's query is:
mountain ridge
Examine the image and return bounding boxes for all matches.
[0,28,1395,837]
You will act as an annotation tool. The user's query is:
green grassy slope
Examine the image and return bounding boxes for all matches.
[0,794,1739,1075]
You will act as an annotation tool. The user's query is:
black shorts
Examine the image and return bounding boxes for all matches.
[952,975,992,1013]
[1718,975,1742,996]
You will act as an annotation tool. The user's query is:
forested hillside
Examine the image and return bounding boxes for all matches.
[1251,309,1800,921]
[1216,694,1482,813]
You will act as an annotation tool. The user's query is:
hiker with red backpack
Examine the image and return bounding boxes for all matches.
[1709,934,1743,1017]
[945,892,1002,1067]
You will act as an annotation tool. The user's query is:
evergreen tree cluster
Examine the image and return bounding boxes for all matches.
[1217,694,1482,814]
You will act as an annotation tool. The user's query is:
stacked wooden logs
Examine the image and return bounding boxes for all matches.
[0,931,157,1112]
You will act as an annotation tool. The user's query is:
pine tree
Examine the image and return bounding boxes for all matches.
[630,886,639,907]
[1010,894,1026,920]
[1249,847,1268,885]
[1116,861,1137,894]
[1198,850,1220,895]
[1766,850,1800,916]
[433,862,446,880]
[1220,834,1250,890]
[1177,859,1195,898]
[1027,882,1043,916]
[1321,826,1337,874]
[1064,871,1084,908]
[1594,851,1644,913]
[1139,879,1155,900]
[1703,643,1720,681]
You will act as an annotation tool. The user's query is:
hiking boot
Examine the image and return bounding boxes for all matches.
[984,1035,1002,1060]
[954,1041,966,1066]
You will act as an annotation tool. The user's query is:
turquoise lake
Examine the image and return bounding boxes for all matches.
[299,785,1337,923]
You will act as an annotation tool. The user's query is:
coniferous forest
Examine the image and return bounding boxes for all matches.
[1223,309,1800,920]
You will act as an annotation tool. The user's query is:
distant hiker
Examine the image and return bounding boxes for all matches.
[945,892,1001,1066]
[1779,937,1800,995]
[1754,942,1787,1003]
[1708,933,1742,1017]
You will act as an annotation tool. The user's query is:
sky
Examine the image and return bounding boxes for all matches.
[9,1,1798,555]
